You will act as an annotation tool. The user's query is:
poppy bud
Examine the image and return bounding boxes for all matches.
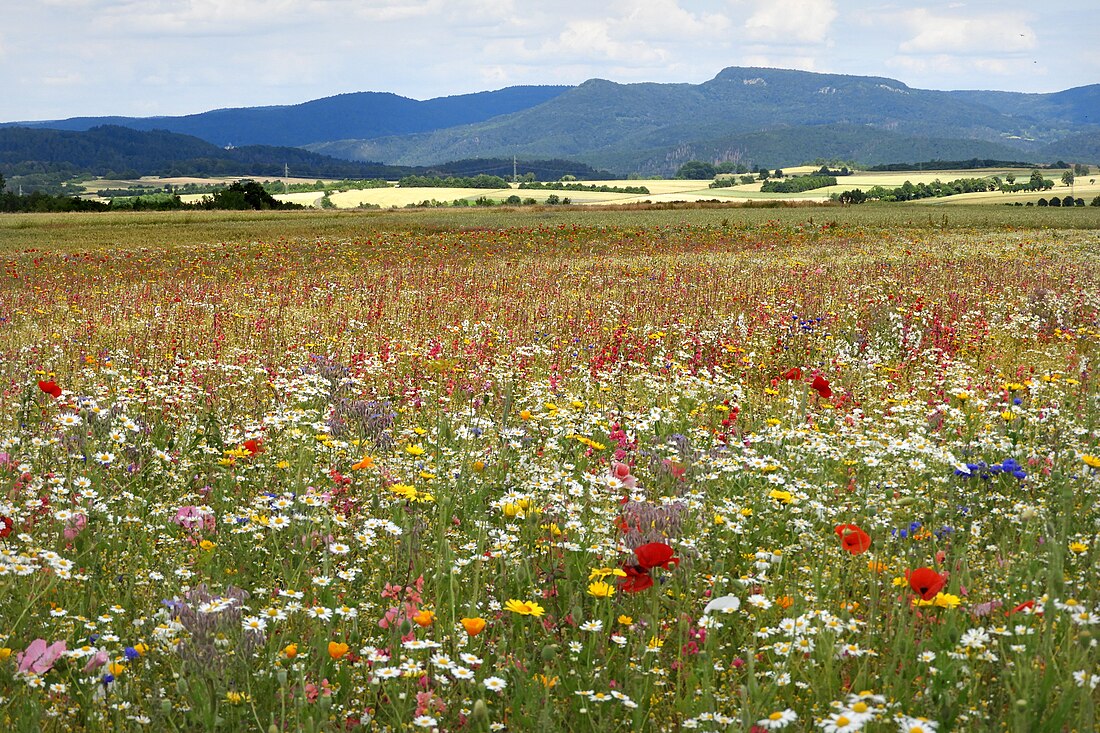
[471,699,490,727]
[541,644,560,662]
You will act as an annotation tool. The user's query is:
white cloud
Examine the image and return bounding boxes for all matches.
[887,53,1037,81]
[743,0,837,43]
[616,0,730,40]
[545,19,668,64]
[740,54,820,72]
[898,8,1036,55]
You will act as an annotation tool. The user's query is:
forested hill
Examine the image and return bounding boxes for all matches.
[0,125,421,179]
[3,86,571,148]
[0,126,612,182]
[306,68,1100,174]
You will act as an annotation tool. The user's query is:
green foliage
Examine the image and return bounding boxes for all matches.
[517,181,649,194]
[760,175,837,193]
[870,158,1036,171]
[843,177,1000,203]
[676,161,717,179]
[398,174,510,189]
[198,181,303,210]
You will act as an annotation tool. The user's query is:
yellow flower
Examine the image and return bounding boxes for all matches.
[199,540,215,552]
[504,599,545,618]
[1083,454,1100,469]
[587,581,616,599]
[617,615,633,625]
[913,592,961,609]
[108,662,125,676]
[275,460,290,469]
[503,499,535,518]
[460,617,487,636]
[472,460,486,472]
[646,636,664,650]
[519,409,533,420]
[405,444,425,456]
[571,435,606,451]
[132,643,148,656]
[768,489,794,505]
[1069,541,1088,554]
[0,648,11,661]
[534,673,558,688]
[588,567,627,581]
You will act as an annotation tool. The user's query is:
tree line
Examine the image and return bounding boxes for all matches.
[0,175,302,212]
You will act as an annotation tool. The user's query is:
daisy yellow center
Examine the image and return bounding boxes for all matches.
[836,716,850,726]
[769,712,784,721]
[852,702,868,713]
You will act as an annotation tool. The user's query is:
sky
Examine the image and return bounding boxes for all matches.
[3,0,1098,121]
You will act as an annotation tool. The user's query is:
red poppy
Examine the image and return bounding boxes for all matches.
[37,381,62,399]
[620,565,654,593]
[242,439,264,456]
[0,515,13,538]
[834,524,872,555]
[907,566,947,600]
[634,542,679,570]
[1006,600,1036,616]
[811,375,832,399]
[781,367,802,380]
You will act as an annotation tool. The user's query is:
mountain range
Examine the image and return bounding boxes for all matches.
[3,67,1098,176]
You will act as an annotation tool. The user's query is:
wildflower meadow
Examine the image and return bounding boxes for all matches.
[1,213,1098,732]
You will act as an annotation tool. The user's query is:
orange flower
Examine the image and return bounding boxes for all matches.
[412,609,435,628]
[460,617,487,636]
[351,455,375,470]
[327,642,349,660]
[283,643,298,659]
[775,595,794,610]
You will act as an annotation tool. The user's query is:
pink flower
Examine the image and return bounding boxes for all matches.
[63,513,87,540]
[16,639,67,675]
[173,506,215,535]
[83,650,109,673]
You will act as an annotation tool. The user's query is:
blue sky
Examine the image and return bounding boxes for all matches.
[3,0,1098,120]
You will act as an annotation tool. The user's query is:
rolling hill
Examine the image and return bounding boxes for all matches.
[305,68,1099,174]
[2,86,570,148]
[4,67,1098,176]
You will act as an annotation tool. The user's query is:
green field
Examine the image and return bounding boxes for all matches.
[0,207,1098,731]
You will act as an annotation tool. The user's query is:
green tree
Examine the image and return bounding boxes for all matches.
[676,161,717,179]
[1061,170,1075,187]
